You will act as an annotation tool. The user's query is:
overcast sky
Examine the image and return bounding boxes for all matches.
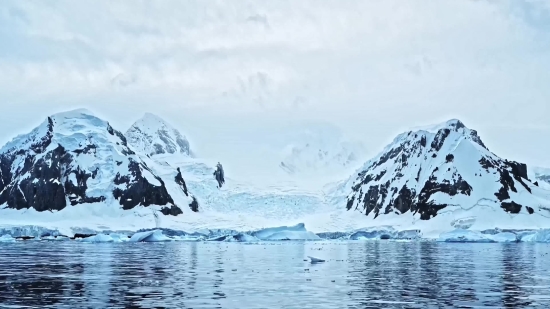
[1,0,549,168]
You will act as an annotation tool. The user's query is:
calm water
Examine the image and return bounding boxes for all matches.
[0,241,549,308]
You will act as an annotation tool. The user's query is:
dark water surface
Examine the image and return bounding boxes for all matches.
[0,241,549,308]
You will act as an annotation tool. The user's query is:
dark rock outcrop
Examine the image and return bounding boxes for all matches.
[213,162,225,188]
[112,160,176,210]
[189,196,199,213]
[175,167,189,196]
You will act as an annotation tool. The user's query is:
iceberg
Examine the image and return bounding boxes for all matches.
[251,224,320,241]
[231,233,259,242]
[488,232,518,243]
[206,233,259,242]
[437,229,495,243]
[308,256,325,263]
[130,230,172,242]
[519,229,550,243]
[0,235,15,243]
[349,227,398,240]
[41,235,70,241]
[0,226,62,238]
[81,234,113,243]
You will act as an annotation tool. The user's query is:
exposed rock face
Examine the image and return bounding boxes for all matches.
[345,119,542,220]
[125,113,191,157]
[0,109,186,215]
[213,162,225,188]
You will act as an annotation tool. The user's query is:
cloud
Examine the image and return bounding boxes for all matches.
[0,0,549,167]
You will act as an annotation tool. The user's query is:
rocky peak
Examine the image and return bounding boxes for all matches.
[126,113,191,157]
[345,119,544,220]
[0,109,194,215]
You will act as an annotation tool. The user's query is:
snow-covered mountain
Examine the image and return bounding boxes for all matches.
[2,111,548,237]
[0,109,195,217]
[343,119,550,226]
[278,123,366,180]
[126,113,191,157]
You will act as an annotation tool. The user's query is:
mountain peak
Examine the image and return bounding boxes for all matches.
[344,119,545,223]
[51,108,96,119]
[126,113,191,157]
[409,118,467,134]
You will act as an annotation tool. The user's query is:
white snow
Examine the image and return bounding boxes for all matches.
[277,122,367,181]
[126,113,191,157]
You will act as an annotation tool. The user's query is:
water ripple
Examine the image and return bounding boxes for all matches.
[0,242,549,308]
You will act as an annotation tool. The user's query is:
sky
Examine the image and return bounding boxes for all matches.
[1,0,549,169]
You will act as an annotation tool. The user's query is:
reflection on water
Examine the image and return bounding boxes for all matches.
[0,241,549,308]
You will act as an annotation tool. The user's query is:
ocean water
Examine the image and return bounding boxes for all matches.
[0,241,549,308]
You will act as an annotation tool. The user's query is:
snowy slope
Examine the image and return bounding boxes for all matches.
[124,114,331,230]
[279,126,366,180]
[0,109,196,219]
[126,113,191,157]
[531,166,550,189]
[340,119,550,234]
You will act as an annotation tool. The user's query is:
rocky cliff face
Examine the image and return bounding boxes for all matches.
[0,109,194,215]
[345,119,547,220]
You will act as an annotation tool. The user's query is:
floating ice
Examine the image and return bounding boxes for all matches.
[308,256,325,263]
[41,235,70,241]
[0,235,15,243]
[81,234,113,243]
